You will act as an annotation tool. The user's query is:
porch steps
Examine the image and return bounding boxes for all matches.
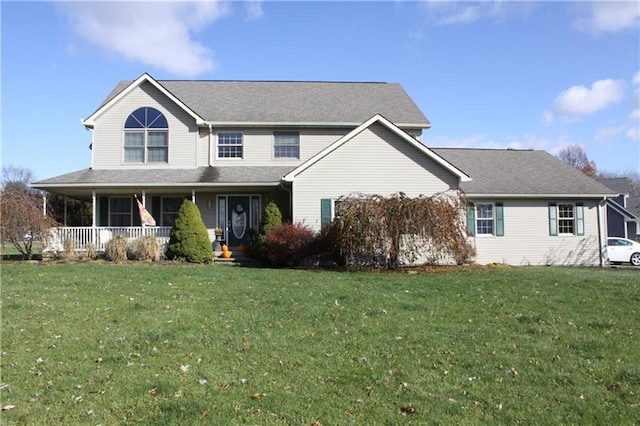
[213,249,258,266]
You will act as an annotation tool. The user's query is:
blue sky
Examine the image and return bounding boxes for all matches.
[2,1,639,181]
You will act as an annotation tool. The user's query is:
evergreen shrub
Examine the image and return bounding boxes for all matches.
[165,200,213,263]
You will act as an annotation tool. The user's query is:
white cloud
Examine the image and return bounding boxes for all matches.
[573,1,640,34]
[58,1,230,77]
[632,71,640,120]
[420,1,536,25]
[627,126,640,141]
[594,126,624,144]
[245,1,264,20]
[543,79,625,124]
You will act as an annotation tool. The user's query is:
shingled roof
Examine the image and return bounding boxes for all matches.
[95,75,430,128]
[432,148,615,197]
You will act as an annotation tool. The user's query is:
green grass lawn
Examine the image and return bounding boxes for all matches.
[1,263,638,424]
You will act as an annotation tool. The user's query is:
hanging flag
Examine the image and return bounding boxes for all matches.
[134,195,157,227]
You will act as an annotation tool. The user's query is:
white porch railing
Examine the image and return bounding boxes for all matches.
[46,226,173,253]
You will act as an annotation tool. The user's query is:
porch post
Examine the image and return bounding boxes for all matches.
[92,191,97,227]
[92,190,97,249]
[42,194,47,217]
[192,190,196,204]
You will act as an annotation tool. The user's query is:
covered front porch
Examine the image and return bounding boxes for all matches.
[31,166,293,254]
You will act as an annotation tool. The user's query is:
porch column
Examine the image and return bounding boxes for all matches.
[42,194,47,216]
[92,190,97,227]
[92,190,97,250]
[192,190,196,204]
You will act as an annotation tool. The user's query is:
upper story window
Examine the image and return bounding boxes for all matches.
[124,107,168,163]
[218,132,243,159]
[274,132,300,159]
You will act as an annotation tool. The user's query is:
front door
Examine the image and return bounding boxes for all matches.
[227,196,250,247]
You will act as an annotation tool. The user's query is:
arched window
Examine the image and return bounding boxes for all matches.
[123,107,168,163]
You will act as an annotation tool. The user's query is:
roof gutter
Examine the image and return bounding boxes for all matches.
[465,193,617,199]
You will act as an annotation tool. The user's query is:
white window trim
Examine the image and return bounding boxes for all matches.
[122,109,169,165]
[557,203,576,236]
[273,131,301,160]
[475,202,495,237]
[216,132,244,160]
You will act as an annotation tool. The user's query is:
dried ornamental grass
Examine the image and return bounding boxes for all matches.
[129,235,161,261]
[105,234,128,262]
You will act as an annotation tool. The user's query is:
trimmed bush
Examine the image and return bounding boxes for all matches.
[129,235,161,261]
[105,234,128,262]
[262,201,282,234]
[165,200,213,263]
[265,223,316,267]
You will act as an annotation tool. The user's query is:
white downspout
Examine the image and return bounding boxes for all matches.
[208,124,213,166]
[597,198,605,267]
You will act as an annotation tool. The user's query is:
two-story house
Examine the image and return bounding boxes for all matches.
[33,73,615,265]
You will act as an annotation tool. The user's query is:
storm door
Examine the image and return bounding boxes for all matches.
[218,195,261,247]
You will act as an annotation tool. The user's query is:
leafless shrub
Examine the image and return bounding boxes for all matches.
[334,191,475,269]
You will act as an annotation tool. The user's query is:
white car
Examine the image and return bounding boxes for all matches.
[605,237,640,266]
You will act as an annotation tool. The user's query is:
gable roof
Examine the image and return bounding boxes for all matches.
[83,73,206,128]
[596,177,636,196]
[283,114,470,183]
[88,74,430,129]
[432,148,616,198]
[606,198,640,221]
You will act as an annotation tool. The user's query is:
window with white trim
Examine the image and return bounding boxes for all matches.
[476,203,494,235]
[467,202,504,236]
[217,132,243,158]
[124,107,168,163]
[549,202,584,236]
[274,132,300,159]
[558,203,574,234]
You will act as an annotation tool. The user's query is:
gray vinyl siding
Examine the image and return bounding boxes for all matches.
[292,122,459,229]
[197,128,210,167]
[469,199,604,266]
[92,82,198,170]
[209,128,349,166]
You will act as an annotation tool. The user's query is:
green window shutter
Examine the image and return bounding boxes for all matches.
[495,202,504,237]
[99,197,109,226]
[576,203,585,236]
[321,198,332,228]
[467,204,476,237]
[548,203,558,236]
